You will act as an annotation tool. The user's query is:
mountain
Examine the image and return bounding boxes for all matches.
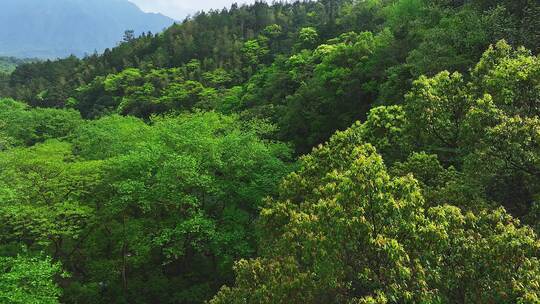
[0,0,174,59]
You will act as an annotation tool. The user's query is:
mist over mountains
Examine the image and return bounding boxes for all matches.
[0,0,175,59]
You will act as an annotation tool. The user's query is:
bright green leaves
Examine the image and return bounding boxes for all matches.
[74,67,220,118]
[399,41,540,216]
[0,255,63,304]
[0,203,93,248]
[473,41,540,116]
[480,116,540,177]
[155,80,217,112]
[296,27,319,51]
[360,105,410,163]
[203,69,234,88]
[242,39,270,69]
[421,206,540,303]
[242,24,284,72]
[210,40,540,304]
[405,71,471,163]
[0,140,102,206]
[53,111,292,303]
[0,105,292,303]
[280,30,396,152]
[71,114,151,160]
[213,131,429,303]
[212,121,540,304]
[0,141,100,252]
[0,1,538,302]
[0,98,82,147]
[103,68,143,92]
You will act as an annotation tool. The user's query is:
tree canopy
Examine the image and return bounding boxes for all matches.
[0,0,538,302]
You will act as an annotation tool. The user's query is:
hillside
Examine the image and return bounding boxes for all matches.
[0,0,539,303]
[0,0,174,58]
[0,57,35,74]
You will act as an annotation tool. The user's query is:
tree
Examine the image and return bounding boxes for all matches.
[123,30,135,43]
[404,71,471,165]
[280,29,395,153]
[61,112,292,303]
[402,40,540,216]
[211,123,540,304]
[0,140,101,255]
[0,1,539,302]
[0,98,82,147]
[295,27,319,50]
[0,254,63,304]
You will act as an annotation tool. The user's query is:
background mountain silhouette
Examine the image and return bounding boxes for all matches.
[0,0,174,59]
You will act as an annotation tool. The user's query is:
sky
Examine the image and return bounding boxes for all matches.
[129,0,254,20]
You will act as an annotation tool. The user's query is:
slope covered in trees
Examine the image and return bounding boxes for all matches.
[0,0,539,303]
[0,57,36,74]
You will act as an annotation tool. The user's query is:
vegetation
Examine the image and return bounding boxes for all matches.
[0,0,539,303]
[0,57,34,74]
[0,254,63,304]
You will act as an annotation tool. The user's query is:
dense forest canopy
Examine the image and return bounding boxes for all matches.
[0,0,539,303]
[0,57,35,74]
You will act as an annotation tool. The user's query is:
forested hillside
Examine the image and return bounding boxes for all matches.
[0,57,34,74]
[0,0,539,303]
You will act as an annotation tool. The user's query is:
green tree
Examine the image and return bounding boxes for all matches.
[0,254,63,304]
[403,41,540,215]
[280,29,395,153]
[62,112,292,303]
[211,123,540,304]
[295,27,319,50]
[0,98,82,147]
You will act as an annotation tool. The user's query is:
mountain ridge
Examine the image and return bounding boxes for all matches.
[0,0,174,59]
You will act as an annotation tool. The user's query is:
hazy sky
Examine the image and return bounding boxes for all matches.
[129,0,254,20]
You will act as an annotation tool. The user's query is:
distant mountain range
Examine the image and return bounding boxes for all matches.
[0,0,175,59]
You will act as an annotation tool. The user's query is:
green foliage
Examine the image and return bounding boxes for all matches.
[1,109,292,303]
[211,124,540,304]
[360,105,410,163]
[0,140,101,252]
[0,57,35,74]
[3,0,534,139]
[278,29,396,152]
[0,0,539,302]
[296,27,320,50]
[0,254,63,304]
[73,67,220,118]
[402,41,540,216]
[405,71,471,163]
[0,98,82,147]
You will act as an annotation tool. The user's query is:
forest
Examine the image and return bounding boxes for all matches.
[0,0,539,303]
[0,57,34,74]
